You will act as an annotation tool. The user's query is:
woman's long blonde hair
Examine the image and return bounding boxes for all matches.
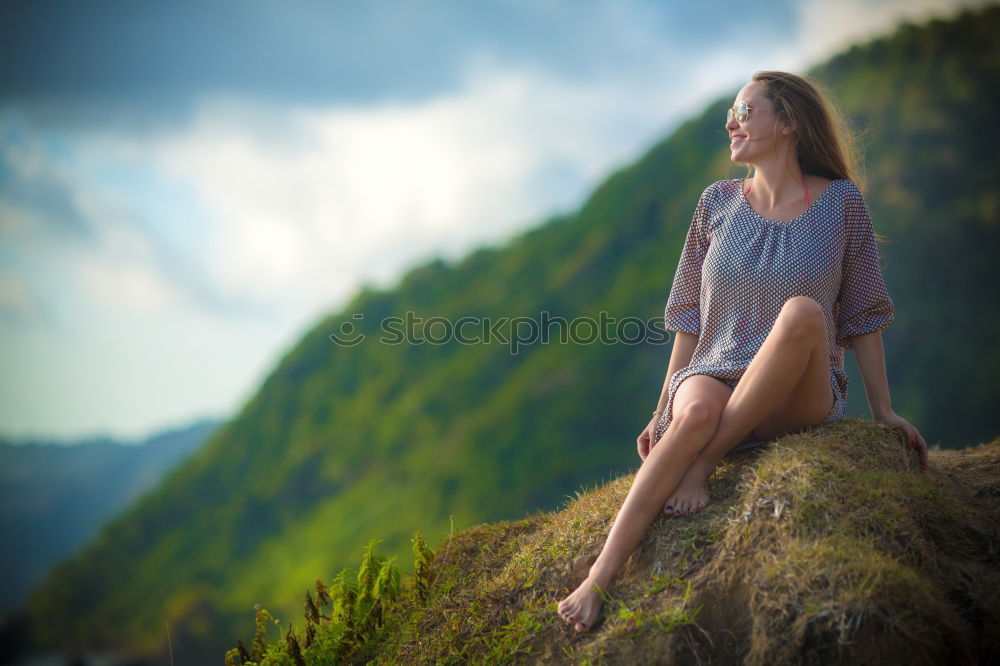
[750,70,865,192]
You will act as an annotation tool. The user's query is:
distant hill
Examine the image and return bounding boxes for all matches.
[15,5,1000,664]
[0,418,218,620]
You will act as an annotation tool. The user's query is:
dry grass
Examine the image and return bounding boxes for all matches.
[375,418,1000,665]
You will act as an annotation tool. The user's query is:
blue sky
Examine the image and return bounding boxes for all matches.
[0,0,988,441]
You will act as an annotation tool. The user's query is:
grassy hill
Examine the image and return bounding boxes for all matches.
[223,422,1000,665]
[14,5,1000,663]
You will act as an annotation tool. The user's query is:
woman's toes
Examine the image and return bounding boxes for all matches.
[560,600,583,626]
[559,579,604,633]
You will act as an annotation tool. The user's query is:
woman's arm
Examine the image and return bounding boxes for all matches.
[654,331,698,413]
[849,330,892,420]
[850,329,929,468]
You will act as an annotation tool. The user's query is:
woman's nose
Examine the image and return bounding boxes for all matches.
[725,115,739,131]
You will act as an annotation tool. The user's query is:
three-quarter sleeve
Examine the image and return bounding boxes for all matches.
[664,185,713,334]
[834,184,895,350]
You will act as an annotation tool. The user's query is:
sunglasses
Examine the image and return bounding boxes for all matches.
[726,101,755,124]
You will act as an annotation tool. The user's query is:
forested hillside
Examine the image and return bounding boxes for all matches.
[16,6,1000,663]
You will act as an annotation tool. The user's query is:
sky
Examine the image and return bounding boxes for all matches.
[0,0,990,442]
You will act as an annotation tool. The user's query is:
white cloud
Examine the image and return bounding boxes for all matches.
[86,57,691,324]
[72,194,185,312]
[794,0,990,66]
[0,128,183,317]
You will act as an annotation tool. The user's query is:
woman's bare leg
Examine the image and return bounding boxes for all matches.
[557,377,727,632]
[664,295,836,515]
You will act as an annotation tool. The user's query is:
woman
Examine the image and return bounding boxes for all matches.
[557,71,928,634]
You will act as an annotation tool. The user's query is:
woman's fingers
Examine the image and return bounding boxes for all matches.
[908,428,929,470]
[917,434,929,469]
[638,428,654,460]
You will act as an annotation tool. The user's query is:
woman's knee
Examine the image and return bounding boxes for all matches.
[775,296,825,338]
[673,398,720,431]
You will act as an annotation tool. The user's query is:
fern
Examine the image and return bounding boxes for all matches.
[251,605,275,661]
[226,533,425,664]
[412,530,435,605]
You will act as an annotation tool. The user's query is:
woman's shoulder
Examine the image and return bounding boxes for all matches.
[700,178,743,202]
[819,177,862,199]
[806,177,867,214]
[711,178,744,194]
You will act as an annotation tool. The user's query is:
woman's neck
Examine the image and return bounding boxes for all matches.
[743,165,808,209]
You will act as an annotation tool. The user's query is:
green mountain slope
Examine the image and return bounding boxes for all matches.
[18,6,1000,662]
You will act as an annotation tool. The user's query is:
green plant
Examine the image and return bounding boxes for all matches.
[225,537,408,664]
[412,531,435,605]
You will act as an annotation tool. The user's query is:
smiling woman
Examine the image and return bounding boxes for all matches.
[557,70,929,634]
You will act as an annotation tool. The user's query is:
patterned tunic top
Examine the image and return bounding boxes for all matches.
[653,177,895,450]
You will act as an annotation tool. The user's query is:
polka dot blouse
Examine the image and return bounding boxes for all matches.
[654,178,895,450]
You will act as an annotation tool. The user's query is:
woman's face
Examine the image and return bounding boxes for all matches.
[726,81,792,164]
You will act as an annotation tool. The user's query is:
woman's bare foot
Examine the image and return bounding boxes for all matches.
[663,464,711,515]
[557,576,606,633]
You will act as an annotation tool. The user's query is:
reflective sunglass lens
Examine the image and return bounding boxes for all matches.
[727,103,749,123]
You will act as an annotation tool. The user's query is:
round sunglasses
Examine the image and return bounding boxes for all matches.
[727,101,755,124]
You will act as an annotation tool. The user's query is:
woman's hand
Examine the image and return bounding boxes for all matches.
[876,410,928,470]
[637,415,661,461]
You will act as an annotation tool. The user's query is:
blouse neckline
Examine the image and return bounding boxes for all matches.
[738,178,841,225]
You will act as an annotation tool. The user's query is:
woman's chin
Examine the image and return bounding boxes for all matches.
[729,148,754,165]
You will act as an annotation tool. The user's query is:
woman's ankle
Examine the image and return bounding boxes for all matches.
[586,560,618,592]
[688,457,717,482]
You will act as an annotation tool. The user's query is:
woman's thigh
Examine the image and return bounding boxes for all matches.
[749,297,835,440]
